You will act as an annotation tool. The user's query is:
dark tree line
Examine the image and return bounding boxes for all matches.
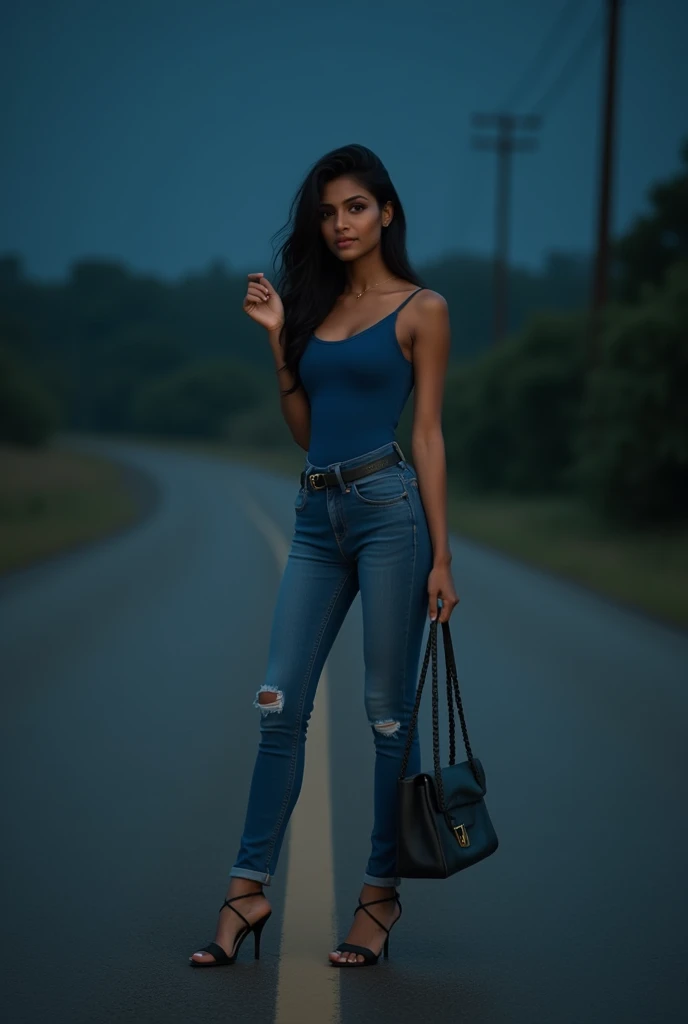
[2,140,687,526]
[434,142,688,527]
[0,242,592,444]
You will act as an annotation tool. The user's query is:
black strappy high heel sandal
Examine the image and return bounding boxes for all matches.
[189,891,272,968]
[331,891,402,967]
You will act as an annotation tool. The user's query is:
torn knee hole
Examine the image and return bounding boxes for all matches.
[372,718,400,736]
[253,686,284,715]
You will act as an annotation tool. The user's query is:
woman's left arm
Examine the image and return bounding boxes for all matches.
[409,290,459,624]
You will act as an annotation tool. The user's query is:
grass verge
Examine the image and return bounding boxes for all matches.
[446,487,687,630]
[0,443,139,576]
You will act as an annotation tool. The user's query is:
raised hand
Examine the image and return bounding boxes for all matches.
[243,273,285,333]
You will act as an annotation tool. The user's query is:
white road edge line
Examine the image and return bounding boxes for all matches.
[241,494,340,1024]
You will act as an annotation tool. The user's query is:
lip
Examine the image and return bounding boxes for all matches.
[336,238,356,248]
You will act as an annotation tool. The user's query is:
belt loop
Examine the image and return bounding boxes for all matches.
[393,440,406,466]
[333,464,349,493]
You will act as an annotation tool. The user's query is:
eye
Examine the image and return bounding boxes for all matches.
[319,203,366,220]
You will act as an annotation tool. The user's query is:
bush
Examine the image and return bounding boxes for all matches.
[0,345,61,446]
[444,357,512,491]
[571,262,688,525]
[443,313,587,492]
[88,327,187,431]
[132,359,266,438]
[224,397,294,449]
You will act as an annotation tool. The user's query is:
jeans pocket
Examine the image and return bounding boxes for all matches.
[351,468,408,506]
[294,486,308,512]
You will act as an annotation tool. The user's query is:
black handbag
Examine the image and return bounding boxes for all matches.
[396,618,499,878]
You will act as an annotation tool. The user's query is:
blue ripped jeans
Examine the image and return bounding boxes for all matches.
[230,440,433,888]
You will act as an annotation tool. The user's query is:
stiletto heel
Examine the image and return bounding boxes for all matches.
[189,892,272,968]
[253,913,270,960]
[331,891,402,968]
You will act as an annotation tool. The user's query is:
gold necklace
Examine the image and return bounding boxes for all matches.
[354,274,396,300]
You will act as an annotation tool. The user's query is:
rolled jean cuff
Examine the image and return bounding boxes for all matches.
[230,867,272,886]
[364,872,401,888]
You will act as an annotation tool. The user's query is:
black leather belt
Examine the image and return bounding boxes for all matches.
[300,450,402,491]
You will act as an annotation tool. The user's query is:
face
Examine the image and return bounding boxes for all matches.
[318,176,393,261]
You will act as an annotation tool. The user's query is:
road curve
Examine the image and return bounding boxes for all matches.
[0,438,686,1024]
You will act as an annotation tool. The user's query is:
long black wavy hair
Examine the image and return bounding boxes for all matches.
[270,143,426,395]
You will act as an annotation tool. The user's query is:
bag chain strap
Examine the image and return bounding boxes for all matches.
[398,620,482,811]
[442,621,480,789]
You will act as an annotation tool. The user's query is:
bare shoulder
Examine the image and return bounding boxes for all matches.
[408,288,449,340]
[416,288,448,315]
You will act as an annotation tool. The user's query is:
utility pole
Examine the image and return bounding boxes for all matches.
[472,114,540,344]
[591,0,622,331]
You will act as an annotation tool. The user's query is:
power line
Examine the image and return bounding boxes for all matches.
[532,12,604,115]
[501,0,587,112]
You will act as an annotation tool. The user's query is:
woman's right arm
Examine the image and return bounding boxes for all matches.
[244,273,310,451]
[268,328,311,452]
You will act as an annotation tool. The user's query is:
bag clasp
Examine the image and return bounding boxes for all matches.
[453,824,470,847]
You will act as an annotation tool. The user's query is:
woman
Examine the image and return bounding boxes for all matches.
[189,143,459,969]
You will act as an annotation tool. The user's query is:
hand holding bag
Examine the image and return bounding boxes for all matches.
[396,617,499,878]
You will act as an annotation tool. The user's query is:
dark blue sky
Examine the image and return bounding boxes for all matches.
[2,0,686,281]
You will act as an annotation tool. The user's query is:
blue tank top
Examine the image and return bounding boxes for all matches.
[299,287,425,466]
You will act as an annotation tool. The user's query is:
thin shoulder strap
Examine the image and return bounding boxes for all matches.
[394,286,425,316]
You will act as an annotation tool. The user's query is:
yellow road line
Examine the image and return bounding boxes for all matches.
[241,495,340,1024]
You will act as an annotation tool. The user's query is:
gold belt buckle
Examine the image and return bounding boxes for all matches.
[453,824,470,847]
[309,472,327,490]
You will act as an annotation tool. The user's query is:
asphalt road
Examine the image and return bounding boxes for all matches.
[1,438,686,1024]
